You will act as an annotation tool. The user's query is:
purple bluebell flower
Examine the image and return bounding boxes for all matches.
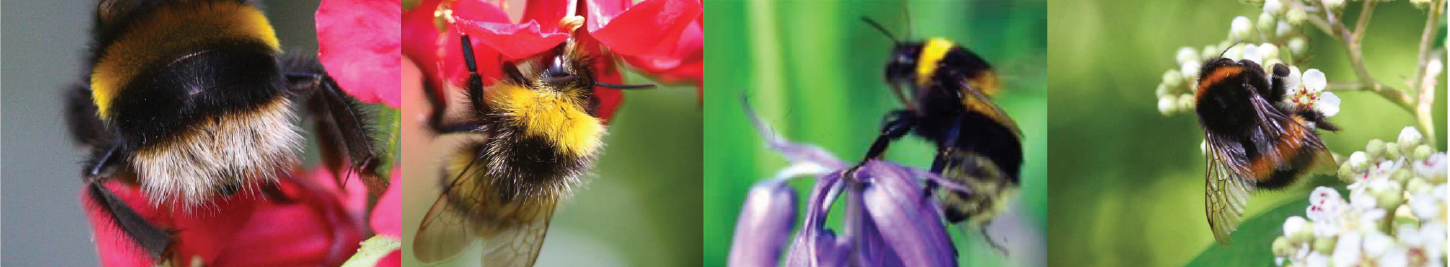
[728,98,968,267]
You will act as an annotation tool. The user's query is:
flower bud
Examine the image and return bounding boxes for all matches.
[1273,236,1295,256]
[1182,61,1202,80]
[1163,70,1184,88]
[1264,0,1285,14]
[1313,236,1336,254]
[1257,13,1277,35]
[1392,169,1413,185]
[1202,45,1221,60]
[1156,83,1172,98]
[1366,139,1386,159]
[1398,127,1423,150]
[1414,145,1433,161]
[1323,0,1345,11]
[1412,0,1432,9]
[1385,143,1403,160]
[1230,16,1253,40]
[729,181,798,267]
[1288,37,1308,58]
[1349,151,1370,171]
[1338,163,1355,182]
[1276,20,1293,37]
[1158,97,1177,115]
[1176,47,1200,64]
[1177,94,1196,111]
[1259,43,1279,61]
[1373,184,1403,211]
[1285,9,1307,26]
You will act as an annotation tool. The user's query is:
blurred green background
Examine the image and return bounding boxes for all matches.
[702,0,1047,266]
[1046,0,1446,266]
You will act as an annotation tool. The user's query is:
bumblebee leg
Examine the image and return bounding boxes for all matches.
[979,218,1009,256]
[860,110,918,162]
[419,35,495,135]
[284,69,384,195]
[87,181,171,259]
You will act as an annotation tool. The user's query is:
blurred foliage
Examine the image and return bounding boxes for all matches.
[703,0,1046,266]
[1046,0,1446,266]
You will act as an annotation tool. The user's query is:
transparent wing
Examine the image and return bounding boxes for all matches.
[959,79,1023,138]
[414,193,479,264]
[480,202,555,267]
[1204,134,1253,246]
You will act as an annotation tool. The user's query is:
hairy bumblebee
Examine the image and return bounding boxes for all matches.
[855,17,1024,252]
[1195,45,1338,245]
[412,10,655,266]
[64,0,383,260]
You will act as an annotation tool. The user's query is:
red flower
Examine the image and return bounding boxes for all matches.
[402,0,702,123]
[83,168,369,266]
[316,0,403,108]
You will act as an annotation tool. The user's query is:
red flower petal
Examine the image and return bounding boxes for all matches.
[588,0,701,58]
[370,167,402,238]
[619,15,702,99]
[316,0,403,108]
[376,249,402,267]
[453,18,569,60]
[83,168,367,266]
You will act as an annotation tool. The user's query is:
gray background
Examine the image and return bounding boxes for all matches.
[2,1,322,265]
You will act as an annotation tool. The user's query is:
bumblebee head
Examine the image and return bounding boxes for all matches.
[885,44,923,89]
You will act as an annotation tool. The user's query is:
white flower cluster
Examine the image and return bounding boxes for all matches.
[1156,0,1320,116]
[1274,127,1447,267]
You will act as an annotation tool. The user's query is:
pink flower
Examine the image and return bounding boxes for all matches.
[316,0,403,108]
[83,167,369,266]
[402,0,702,123]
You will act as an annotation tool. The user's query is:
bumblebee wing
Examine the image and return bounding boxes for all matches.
[480,202,556,267]
[959,79,1023,137]
[1205,133,1254,245]
[414,193,479,264]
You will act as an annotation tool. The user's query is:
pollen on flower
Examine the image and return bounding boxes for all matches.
[560,16,585,33]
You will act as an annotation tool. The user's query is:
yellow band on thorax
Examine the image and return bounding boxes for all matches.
[487,82,605,158]
[914,38,955,88]
[90,1,279,119]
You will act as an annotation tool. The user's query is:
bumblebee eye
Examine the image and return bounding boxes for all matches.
[546,56,572,81]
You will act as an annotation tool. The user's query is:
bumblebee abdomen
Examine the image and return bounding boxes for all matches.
[936,152,1018,224]
[1247,115,1328,189]
[90,0,280,119]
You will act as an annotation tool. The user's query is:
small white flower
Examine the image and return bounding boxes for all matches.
[1333,232,1364,266]
[1312,186,1345,208]
[1284,66,1303,93]
[1287,68,1339,117]
[1377,246,1409,267]
[1362,231,1394,258]
[1399,127,1424,148]
[1410,192,1443,226]
[1323,0,1345,10]
[1306,252,1330,267]
[1231,16,1253,40]
[1412,153,1446,180]
[1288,37,1308,57]
[1243,44,1263,65]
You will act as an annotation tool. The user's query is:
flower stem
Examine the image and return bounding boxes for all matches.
[1312,0,1441,147]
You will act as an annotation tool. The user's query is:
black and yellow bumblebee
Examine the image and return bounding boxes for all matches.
[1195,45,1338,245]
[854,17,1024,252]
[412,9,655,266]
[64,0,383,261]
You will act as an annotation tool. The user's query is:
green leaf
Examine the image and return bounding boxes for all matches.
[1185,197,1310,267]
[342,235,401,267]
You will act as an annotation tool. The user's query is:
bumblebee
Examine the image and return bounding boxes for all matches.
[854,17,1024,252]
[1196,46,1338,245]
[65,0,383,261]
[412,11,654,266]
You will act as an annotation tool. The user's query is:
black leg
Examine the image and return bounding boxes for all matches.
[283,67,384,195]
[88,181,171,259]
[860,110,918,162]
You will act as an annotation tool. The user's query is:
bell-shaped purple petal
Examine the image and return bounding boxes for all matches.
[729,181,800,267]
[786,172,847,267]
[858,161,958,267]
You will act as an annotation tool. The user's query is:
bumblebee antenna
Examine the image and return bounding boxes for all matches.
[597,83,657,89]
[1219,41,1243,59]
[861,17,900,45]
[902,3,913,39]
